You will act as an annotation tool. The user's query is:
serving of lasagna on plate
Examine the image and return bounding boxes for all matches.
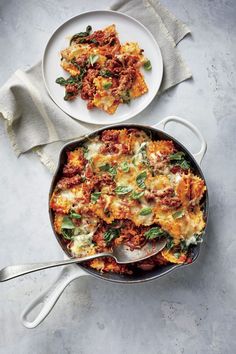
[50,128,207,274]
[56,24,151,114]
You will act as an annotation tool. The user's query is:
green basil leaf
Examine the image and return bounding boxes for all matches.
[131,190,145,200]
[169,152,186,161]
[62,216,75,229]
[56,77,67,86]
[109,166,117,176]
[136,171,147,189]
[144,226,167,239]
[143,59,152,71]
[166,237,174,250]
[120,161,130,173]
[99,164,116,176]
[100,69,113,77]
[88,54,99,66]
[115,186,133,195]
[99,163,111,171]
[64,92,75,101]
[120,90,130,104]
[169,151,191,170]
[104,228,120,243]
[61,229,74,240]
[70,212,82,219]
[174,252,180,259]
[139,207,152,216]
[103,82,112,90]
[91,192,101,203]
[180,240,188,252]
[172,210,185,219]
[86,25,92,33]
[179,160,191,169]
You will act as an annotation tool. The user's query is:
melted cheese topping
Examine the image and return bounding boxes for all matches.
[50,128,206,268]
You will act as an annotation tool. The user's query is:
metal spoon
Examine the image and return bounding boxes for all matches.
[0,240,166,282]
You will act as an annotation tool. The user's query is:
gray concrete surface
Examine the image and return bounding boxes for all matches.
[0,0,236,353]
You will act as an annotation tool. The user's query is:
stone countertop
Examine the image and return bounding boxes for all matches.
[0,0,235,353]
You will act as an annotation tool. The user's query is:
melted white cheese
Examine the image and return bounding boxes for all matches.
[86,142,102,159]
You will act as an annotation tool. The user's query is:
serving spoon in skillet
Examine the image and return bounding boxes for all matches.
[0,240,166,282]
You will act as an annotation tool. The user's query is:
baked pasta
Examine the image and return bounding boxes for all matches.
[50,128,206,274]
[56,24,151,114]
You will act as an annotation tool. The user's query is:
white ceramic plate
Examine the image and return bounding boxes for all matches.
[42,10,163,125]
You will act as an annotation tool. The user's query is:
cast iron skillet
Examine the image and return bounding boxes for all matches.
[21,116,208,328]
[49,119,209,284]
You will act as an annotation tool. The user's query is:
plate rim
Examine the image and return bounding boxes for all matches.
[42,9,163,125]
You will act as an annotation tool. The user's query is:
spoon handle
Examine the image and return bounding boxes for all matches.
[0,252,112,282]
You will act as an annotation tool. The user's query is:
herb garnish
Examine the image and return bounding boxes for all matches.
[103,82,112,90]
[115,186,133,195]
[100,69,113,77]
[172,210,185,219]
[120,161,130,173]
[70,212,82,219]
[131,191,145,200]
[99,163,117,176]
[91,192,101,203]
[61,216,75,240]
[70,25,92,44]
[104,228,120,243]
[169,151,191,170]
[88,54,99,66]
[136,171,147,189]
[143,59,152,71]
[144,226,167,239]
[120,90,131,104]
[139,207,152,216]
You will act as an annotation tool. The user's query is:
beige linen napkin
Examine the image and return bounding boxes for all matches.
[0,0,191,173]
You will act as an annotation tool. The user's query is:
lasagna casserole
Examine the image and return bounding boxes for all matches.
[50,128,206,274]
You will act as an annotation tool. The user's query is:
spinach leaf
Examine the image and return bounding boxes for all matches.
[131,190,145,200]
[55,77,67,86]
[99,163,117,176]
[88,54,99,66]
[169,151,191,170]
[86,25,92,33]
[62,216,75,229]
[136,171,147,189]
[144,226,167,239]
[143,59,152,71]
[99,163,111,172]
[180,240,188,252]
[91,192,101,203]
[104,228,120,243]
[115,186,133,195]
[70,212,81,219]
[169,152,185,161]
[70,25,92,44]
[64,92,75,101]
[61,229,74,240]
[172,210,185,219]
[166,237,175,250]
[139,207,152,216]
[120,90,131,104]
[103,82,112,90]
[100,69,113,77]
[120,161,130,173]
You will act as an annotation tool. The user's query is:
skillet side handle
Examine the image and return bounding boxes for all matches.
[153,116,207,165]
[21,266,87,329]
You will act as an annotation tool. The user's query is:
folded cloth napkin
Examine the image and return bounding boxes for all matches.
[0,0,191,173]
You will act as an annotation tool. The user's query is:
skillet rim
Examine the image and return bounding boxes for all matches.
[48,123,209,284]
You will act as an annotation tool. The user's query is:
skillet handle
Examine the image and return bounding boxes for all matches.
[21,266,87,328]
[153,116,207,165]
